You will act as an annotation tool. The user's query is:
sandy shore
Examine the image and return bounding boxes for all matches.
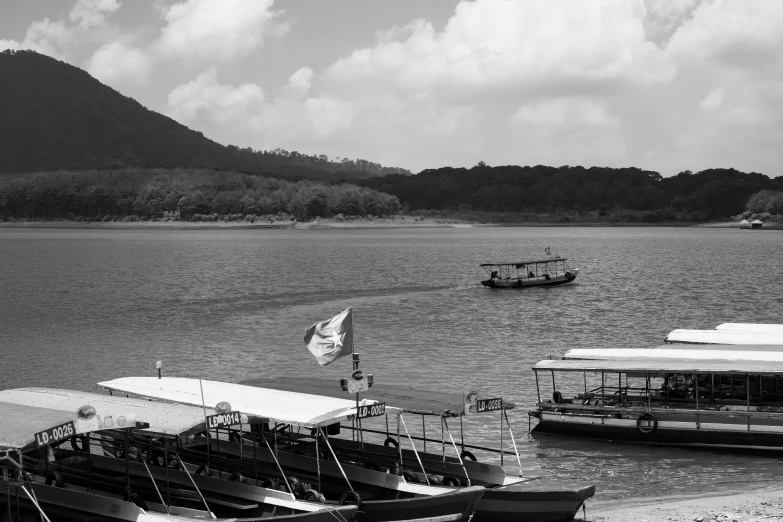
[580,489,783,522]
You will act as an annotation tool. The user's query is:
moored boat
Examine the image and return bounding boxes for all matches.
[480,257,578,289]
[242,377,596,522]
[97,377,485,522]
[664,328,783,345]
[0,388,360,522]
[529,357,783,451]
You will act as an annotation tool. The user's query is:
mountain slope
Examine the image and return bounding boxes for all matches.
[0,50,409,180]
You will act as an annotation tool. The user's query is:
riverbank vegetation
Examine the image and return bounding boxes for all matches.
[0,169,401,222]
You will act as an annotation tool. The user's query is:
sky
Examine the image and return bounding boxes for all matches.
[1,0,782,176]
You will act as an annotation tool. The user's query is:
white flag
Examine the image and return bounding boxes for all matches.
[304,307,353,366]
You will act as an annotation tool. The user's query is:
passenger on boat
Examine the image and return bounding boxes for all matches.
[490,270,498,280]
[528,271,535,278]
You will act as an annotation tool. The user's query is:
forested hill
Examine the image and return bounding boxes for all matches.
[0,50,409,180]
[357,165,783,218]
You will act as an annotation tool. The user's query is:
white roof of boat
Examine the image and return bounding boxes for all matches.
[0,388,209,438]
[665,329,783,345]
[715,323,783,333]
[0,403,77,450]
[97,377,401,428]
[564,346,783,363]
[534,358,783,375]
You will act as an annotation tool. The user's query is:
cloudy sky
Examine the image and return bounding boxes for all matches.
[2,0,782,176]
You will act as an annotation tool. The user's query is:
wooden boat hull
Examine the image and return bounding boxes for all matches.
[178,440,484,522]
[355,486,484,522]
[475,483,595,522]
[481,273,576,289]
[324,437,593,521]
[532,412,783,451]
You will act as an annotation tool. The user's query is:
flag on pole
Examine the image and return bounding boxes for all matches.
[304,307,353,366]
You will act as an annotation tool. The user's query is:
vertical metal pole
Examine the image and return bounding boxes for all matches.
[647,376,651,410]
[315,427,321,494]
[422,417,426,453]
[87,433,92,491]
[5,450,11,522]
[253,427,258,486]
[551,370,556,392]
[695,372,700,429]
[583,372,587,394]
[397,415,402,474]
[164,438,171,506]
[747,374,751,431]
[500,400,504,466]
[535,370,541,403]
[460,415,465,453]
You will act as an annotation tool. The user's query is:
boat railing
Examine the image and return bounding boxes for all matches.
[536,401,783,418]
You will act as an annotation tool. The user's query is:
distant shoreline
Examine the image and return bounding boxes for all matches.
[1,219,781,230]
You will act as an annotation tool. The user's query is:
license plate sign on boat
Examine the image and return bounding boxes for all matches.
[357,402,386,419]
[476,398,503,413]
[35,421,75,447]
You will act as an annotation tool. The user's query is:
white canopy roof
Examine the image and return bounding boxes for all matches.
[534,358,783,375]
[716,323,783,333]
[665,329,783,345]
[564,346,783,363]
[0,388,209,438]
[0,403,76,450]
[98,377,401,428]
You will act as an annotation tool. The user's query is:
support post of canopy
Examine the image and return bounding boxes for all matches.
[500,400,504,466]
[695,372,700,429]
[315,427,321,494]
[503,408,524,476]
[5,449,12,522]
[535,370,541,404]
[172,450,215,519]
[321,428,354,493]
[747,374,751,431]
[397,415,402,474]
[399,414,430,485]
[260,427,294,497]
[442,417,470,486]
[422,416,426,453]
[164,438,171,506]
[142,453,169,514]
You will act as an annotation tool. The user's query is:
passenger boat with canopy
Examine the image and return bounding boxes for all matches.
[480,258,578,288]
[242,377,596,522]
[0,388,360,522]
[563,345,783,363]
[529,357,783,450]
[0,399,200,522]
[664,329,783,345]
[97,377,486,522]
[716,323,783,333]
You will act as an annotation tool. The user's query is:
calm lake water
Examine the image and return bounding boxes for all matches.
[1,225,782,507]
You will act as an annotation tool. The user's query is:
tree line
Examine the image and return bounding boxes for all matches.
[0,169,401,221]
[357,165,783,219]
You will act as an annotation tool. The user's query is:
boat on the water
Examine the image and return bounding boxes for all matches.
[0,399,208,522]
[529,356,783,451]
[0,387,361,522]
[715,323,783,334]
[242,377,596,522]
[97,377,486,522]
[665,328,783,345]
[480,258,578,288]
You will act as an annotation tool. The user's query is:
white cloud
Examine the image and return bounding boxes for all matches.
[69,0,122,29]
[86,41,152,87]
[168,68,266,125]
[510,98,625,165]
[156,0,288,61]
[325,0,674,99]
[3,18,73,59]
[700,87,724,111]
[288,67,314,92]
